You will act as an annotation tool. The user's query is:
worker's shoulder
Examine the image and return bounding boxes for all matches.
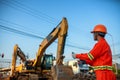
[98,38,106,44]
[95,38,107,47]
[98,38,110,48]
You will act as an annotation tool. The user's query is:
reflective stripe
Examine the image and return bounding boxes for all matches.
[87,53,94,60]
[92,66,113,71]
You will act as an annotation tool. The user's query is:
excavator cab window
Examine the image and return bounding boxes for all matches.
[41,54,53,70]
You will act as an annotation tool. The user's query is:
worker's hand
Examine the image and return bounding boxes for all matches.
[72,52,76,59]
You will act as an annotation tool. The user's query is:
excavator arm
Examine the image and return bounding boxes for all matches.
[33,17,68,68]
[10,44,26,77]
[56,18,68,65]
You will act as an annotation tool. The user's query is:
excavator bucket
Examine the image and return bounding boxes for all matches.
[51,65,74,80]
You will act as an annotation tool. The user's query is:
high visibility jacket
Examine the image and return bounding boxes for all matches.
[76,38,116,80]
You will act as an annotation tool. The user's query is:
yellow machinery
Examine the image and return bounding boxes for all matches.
[10,44,27,77]
[0,17,73,80]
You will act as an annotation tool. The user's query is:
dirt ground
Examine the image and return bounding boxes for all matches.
[0,73,120,80]
[72,73,120,80]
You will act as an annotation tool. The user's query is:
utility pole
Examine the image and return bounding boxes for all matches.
[108,33,118,74]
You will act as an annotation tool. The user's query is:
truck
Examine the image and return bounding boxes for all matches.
[0,17,73,80]
[66,59,89,74]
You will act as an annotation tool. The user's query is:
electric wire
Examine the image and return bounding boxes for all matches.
[12,0,58,22]
[0,0,90,50]
[0,18,90,50]
[0,24,89,50]
[0,19,28,29]
[0,0,57,25]
[0,24,44,39]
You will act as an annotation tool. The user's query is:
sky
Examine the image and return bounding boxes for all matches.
[0,0,120,63]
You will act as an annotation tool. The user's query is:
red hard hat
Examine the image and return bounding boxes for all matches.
[91,24,107,33]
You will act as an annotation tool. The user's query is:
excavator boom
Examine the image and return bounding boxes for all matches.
[11,44,26,77]
[33,17,68,67]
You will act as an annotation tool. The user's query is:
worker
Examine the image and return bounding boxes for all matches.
[72,24,116,80]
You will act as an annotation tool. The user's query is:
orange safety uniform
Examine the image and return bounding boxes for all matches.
[76,38,116,80]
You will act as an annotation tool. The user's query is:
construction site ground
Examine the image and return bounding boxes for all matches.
[0,72,120,80]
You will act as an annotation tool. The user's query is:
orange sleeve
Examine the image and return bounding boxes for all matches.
[75,42,103,65]
[76,53,93,65]
[89,42,103,60]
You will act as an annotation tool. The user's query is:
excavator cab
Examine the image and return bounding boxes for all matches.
[41,54,54,70]
[24,54,54,70]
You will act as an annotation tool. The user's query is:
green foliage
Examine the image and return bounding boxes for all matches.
[112,66,116,73]
[112,67,120,74]
[118,69,120,74]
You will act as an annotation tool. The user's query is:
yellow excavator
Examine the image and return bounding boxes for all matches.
[0,17,73,80]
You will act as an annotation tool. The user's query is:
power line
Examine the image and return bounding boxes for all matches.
[0,24,89,50]
[0,19,28,29]
[0,24,44,39]
[65,43,89,50]
[0,0,90,50]
[12,0,58,22]
[0,19,90,50]
[1,0,58,25]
